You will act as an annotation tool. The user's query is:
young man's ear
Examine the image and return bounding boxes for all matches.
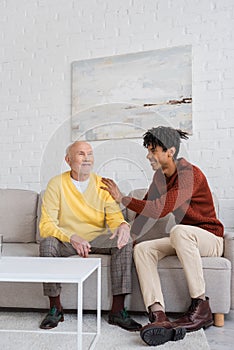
[168,147,176,158]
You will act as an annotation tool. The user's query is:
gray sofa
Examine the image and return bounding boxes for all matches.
[0,188,233,327]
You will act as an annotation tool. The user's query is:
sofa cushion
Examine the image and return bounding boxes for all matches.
[158,255,231,270]
[123,188,147,222]
[123,188,175,242]
[0,189,38,243]
[3,243,40,256]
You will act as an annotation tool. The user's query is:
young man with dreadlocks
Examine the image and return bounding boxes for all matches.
[101,126,224,346]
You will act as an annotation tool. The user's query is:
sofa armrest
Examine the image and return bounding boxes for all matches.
[224,231,234,310]
[224,231,234,261]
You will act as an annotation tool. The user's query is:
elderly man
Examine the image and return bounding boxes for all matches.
[39,141,142,332]
[101,126,223,346]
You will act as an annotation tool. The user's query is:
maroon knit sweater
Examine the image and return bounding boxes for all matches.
[122,158,223,237]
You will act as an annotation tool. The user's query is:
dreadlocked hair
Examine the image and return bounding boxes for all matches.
[143,126,189,159]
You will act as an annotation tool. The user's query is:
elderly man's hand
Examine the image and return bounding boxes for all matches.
[101,178,123,203]
[110,223,130,249]
[70,234,91,258]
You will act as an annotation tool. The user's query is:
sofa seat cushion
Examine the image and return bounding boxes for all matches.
[3,243,40,257]
[158,256,231,270]
[69,254,111,267]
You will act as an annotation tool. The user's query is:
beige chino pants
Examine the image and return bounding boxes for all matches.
[133,224,223,311]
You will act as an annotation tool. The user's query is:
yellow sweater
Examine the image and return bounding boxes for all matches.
[39,171,125,242]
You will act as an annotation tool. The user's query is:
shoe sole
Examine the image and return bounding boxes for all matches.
[140,326,186,346]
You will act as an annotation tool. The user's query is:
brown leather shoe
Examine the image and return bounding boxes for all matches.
[149,310,170,323]
[171,297,213,332]
[140,311,186,346]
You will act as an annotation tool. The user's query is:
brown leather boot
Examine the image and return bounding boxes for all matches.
[140,310,186,346]
[171,297,213,332]
[149,310,170,323]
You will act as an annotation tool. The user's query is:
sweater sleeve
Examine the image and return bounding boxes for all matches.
[104,194,128,232]
[122,166,194,220]
[39,178,72,242]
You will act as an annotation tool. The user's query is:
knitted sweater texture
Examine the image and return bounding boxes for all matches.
[40,171,125,242]
[122,158,223,237]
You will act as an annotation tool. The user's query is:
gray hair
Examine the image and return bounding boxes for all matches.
[65,141,92,157]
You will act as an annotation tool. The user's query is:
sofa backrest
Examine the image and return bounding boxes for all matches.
[0,189,38,243]
[212,192,219,217]
[123,188,175,243]
[0,187,220,244]
[36,191,44,242]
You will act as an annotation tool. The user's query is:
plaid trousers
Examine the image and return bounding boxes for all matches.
[40,234,133,297]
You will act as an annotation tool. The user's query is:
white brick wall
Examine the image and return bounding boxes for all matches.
[0,0,234,228]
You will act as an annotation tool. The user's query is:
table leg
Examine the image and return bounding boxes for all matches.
[89,263,101,350]
[77,281,83,350]
[97,264,101,336]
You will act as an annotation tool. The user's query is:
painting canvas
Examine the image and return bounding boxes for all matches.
[71,45,192,141]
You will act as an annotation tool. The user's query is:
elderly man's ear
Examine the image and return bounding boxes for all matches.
[65,155,71,166]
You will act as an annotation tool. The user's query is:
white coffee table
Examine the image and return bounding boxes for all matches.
[0,256,101,350]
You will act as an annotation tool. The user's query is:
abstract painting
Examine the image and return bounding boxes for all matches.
[71,45,192,141]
